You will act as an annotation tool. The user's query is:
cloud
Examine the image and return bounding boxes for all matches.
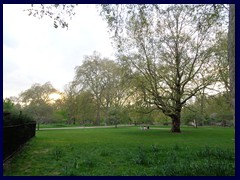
[3,4,115,98]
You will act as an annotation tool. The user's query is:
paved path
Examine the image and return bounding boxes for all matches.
[38,125,134,131]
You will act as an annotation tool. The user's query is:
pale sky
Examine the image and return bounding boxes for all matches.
[3,4,115,98]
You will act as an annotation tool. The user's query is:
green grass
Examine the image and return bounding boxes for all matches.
[38,123,82,128]
[38,123,112,129]
[4,126,235,176]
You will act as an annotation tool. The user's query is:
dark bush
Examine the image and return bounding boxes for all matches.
[4,111,35,126]
[3,111,36,161]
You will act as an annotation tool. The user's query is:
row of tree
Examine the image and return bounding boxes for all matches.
[4,4,234,133]
[3,79,232,127]
[4,47,232,128]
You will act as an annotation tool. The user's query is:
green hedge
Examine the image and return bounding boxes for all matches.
[3,112,36,161]
[4,111,35,126]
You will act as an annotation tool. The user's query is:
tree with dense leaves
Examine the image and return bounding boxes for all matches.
[3,98,20,114]
[73,51,128,125]
[73,52,106,125]
[63,81,80,124]
[62,82,96,125]
[75,90,96,124]
[19,82,57,126]
[20,82,57,104]
[212,32,231,104]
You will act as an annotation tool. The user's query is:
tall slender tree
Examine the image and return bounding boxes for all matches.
[228,4,235,127]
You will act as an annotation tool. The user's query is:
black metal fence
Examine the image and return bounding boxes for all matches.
[3,122,36,161]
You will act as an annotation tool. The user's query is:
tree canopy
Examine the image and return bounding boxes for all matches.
[99,4,228,132]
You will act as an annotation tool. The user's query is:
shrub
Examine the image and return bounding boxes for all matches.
[4,111,35,126]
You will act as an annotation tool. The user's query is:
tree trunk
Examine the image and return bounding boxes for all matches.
[171,112,181,133]
[95,105,100,125]
[228,4,235,127]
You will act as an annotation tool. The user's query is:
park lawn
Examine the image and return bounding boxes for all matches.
[3,126,235,176]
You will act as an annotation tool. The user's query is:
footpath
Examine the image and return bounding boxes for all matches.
[38,124,134,130]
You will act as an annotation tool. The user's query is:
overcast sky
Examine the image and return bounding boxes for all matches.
[3,4,115,98]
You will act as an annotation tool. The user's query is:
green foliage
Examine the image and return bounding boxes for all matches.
[182,92,233,125]
[4,110,35,126]
[3,98,21,114]
[20,82,56,104]
[128,103,170,125]
[23,102,54,123]
[205,93,233,122]
[75,91,96,123]
[181,106,203,125]
[3,99,14,112]
[50,110,68,123]
[107,108,119,125]
[19,82,60,124]
[72,51,132,125]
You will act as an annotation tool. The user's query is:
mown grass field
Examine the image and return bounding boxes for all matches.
[4,126,235,176]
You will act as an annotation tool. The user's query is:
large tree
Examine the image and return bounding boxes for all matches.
[19,82,57,125]
[64,81,97,124]
[73,51,129,125]
[73,52,107,125]
[20,82,57,104]
[100,4,225,132]
[63,81,79,124]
